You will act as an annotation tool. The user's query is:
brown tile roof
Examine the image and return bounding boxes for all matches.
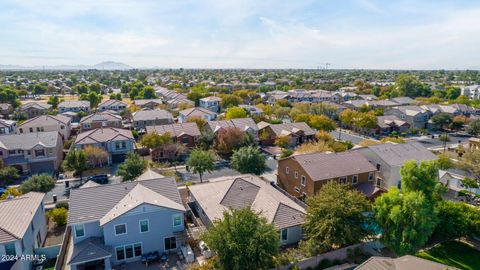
[80,112,122,124]
[75,127,133,145]
[205,118,258,133]
[19,114,71,127]
[179,107,217,118]
[145,122,200,137]
[287,152,376,181]
[261,122,316,137]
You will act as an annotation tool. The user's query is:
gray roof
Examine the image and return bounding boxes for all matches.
[366,142,437,166]
[58,100,90,108]
[205,118,258,133]
[0,119,16,129]
[0,192,45,243]
[75,127,133,145]
[133,99,163,106]
[68,176,183,225]
[377,115,409,129]
[68,237,111,265]
[287,152,376,181]
[0,131,60,150]
[179,107,217,118]
[19,114,70,128]
[188,175,305,229]
[355,255,459,270]
[98,99,127,108]
[132,109,173,121]
[80,112,122,124]
[392,105,428,116]
[260,122,316,137]
[391,97,414,105]
[146,122,201,137]
[19,102,51,111]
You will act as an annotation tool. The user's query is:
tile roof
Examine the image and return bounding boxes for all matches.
[98,99,127,108]
[391,97,414,105]
[260,122,316,137]
[80,112,122,124]
[365,142,437,166]
[0,119,16,128]
[19,102,52,111]
[188,175,305,229]
[58,100,90,108]
[0,192,44,243]
[179,107,217,118]
[146,122,201,137]
[19,114,70,128]
[132,109,173,121]
[68,237,111,265]
[355,255,459,270]
[200,96,221,102]
[376,115,408,128]
[68,175,183,225]
[205,118,258,133]
[0,131,60,150]
[133,99,163,106]
[287,152,376,181]
[75,127,133,145]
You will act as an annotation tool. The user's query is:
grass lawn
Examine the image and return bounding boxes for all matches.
[416,240,480,270]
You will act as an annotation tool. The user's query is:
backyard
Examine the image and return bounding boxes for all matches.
[416,240,480,270]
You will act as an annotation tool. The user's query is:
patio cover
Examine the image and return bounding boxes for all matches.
[68,237,112,265]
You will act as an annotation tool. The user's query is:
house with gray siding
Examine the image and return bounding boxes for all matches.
[66,170,186,270]
[0,192,47,270]
[385,106,431,129]
[58,101,91,114]
[188,175,306,246]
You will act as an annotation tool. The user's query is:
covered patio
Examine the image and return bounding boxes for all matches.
[68,237,112,270]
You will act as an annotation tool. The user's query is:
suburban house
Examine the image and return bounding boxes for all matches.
[0,119,17,135]
[257,122,316,147]
[166,98,194,109]
[58,101,91,114]
[132,109,174,130]
[146,122,200,148]
[66,171,186,270]
[74,128,135,163]
[0,103,13,118]
[239,104,263,116]
[0,131,63,175]
[355,255,458,270]
[439,170,480,197]
[372,115,410,136]
[17,114,71,139]
[97,100,128,112]
[356,142,438,189]
[385,106,431,129]
[204,118,259,138]
[188,175,306,246]
[199,96,221,112]
[277,152,380,199]
[17,102,52,118]
[133,99,163,109]
[178,107,217,123]
[421,104,460,116]
[80,112,123,131]
[461,85,480,100]
[391,96,415,106]
[0,192,47,270]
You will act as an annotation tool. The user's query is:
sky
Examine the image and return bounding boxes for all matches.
[1,0,480,69]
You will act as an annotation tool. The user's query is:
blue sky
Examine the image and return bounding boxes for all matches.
[1,0,480,69]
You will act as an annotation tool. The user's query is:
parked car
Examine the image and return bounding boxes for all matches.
[0,187,6,196]
[87,174,109,184]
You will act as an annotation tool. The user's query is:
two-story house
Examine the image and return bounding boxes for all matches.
[66,171,186,270]
[0,119,17,135]
[277,152,381,199]
[0,131,63,175]
[58,101,91,114]
[356,142,438,189]
[178,107,217,123]
[204,118,259,139]
[0,103,13,118]
[257,122,316,147]
[0,192,47,270]
[132,109,174,130]
[74,128,135,164]
[199,96,221,113]
[17,102,52,118]
[80,112,123,131]
[385,106,430,129]
[17,114,71,139]
[188,175,306,246]
[133,99,163,109]
[97,100,128,112]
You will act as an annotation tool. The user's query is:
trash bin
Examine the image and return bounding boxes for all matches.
[53,194,57,203]
[65,181,69,188]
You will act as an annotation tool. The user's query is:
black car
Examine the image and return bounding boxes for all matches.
[87,174,109,184]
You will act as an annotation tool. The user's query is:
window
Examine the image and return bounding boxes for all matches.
[285,166,289,174]
[134,243,142,257]
[164,237,177,250]
[8,150,15,155]
[139,219,149,233]
[35,149,45,157]
[376,163,381,171]
[376,178,382,187]
[5,243,16,256]
[74,224,85,238]
[182,136,189,144]
[121,142,126,149]
[61,125,65,129]
[116,247,125,261]
[19,128,23,133]
[173,214,182,227]
[280,229,288,241]
[352,175,358,184]
[36,231,42,248]
[115,224,127,235]
[368,172,374,181]
[339,176,347,184]
[301,175,306,186]
[294,171,298,179]
[125,245,133,258]
[29,127,33,132]
[294,187,300,193]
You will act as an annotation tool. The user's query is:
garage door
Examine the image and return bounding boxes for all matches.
[111,154,126,163]
[29,161,55,174]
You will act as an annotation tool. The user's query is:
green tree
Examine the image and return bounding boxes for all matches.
[0,166,20,185]
[202,207,279,270]
[19,174,56,193]
[460,177,479,190]
[339,109,358,126]
[139,132,172,149]
[80,91,101,108]
[431,113,453,130]
[395,74,431,98]
[400,160,442,202]
[142,86,157,99]
[436,154,453,170]
[47,95,62,109]
[304,182,372,254]
[373,188,438,255]
[354,111,377,129]
[64,149,88,180]
[307,115,337,131]
[220,94,243,109]
[186,149,215,183]
[434,200,480,239]
[274,135,291,148]
[466,119,480,136]
[230,146,266,175]
[225,106,247,120]
[118,153,148,181]
[48,207,68,227]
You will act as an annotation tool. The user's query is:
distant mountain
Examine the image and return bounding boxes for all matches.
[0,61,134,70]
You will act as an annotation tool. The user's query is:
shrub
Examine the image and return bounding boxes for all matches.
[55,201,69,210]
[49,208,68,227]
